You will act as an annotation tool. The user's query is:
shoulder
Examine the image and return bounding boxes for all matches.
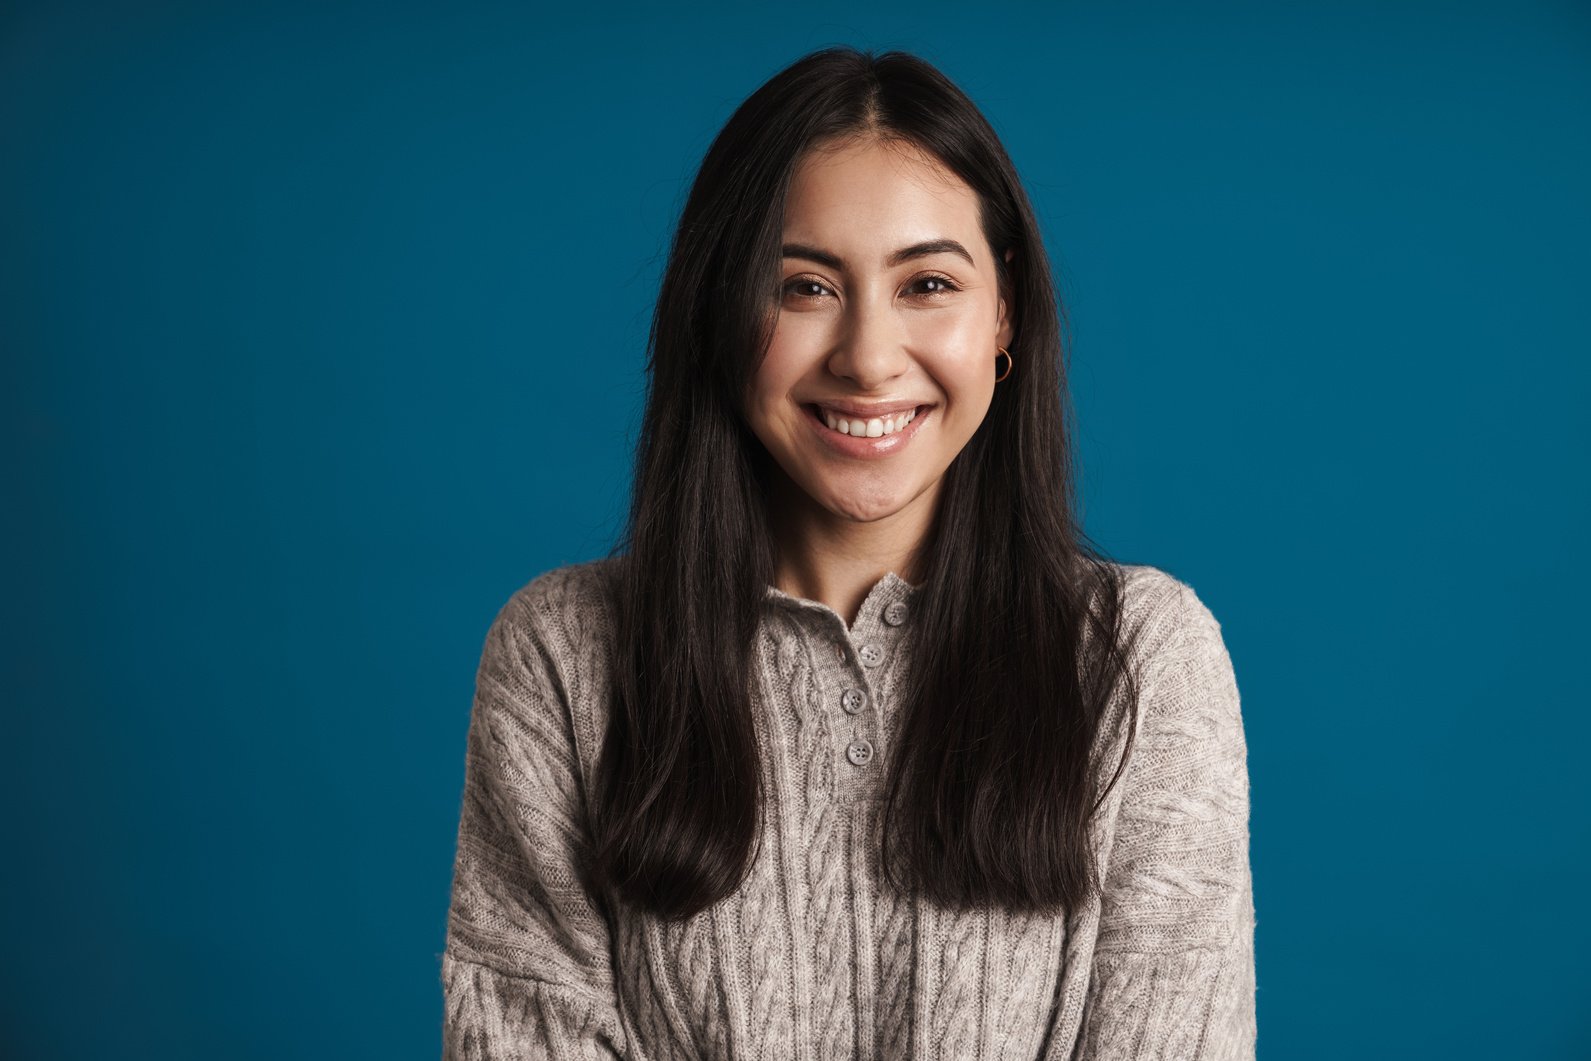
[1107,559,1240,734]
[496,556,624,641]
[1113,559,1221,642]
[1101,561,1228,679]
[474,557,625,712]
[472,558,625,776]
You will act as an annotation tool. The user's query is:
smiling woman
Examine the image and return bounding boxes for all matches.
[746,139,1011,539]
[441,45,1256,1061]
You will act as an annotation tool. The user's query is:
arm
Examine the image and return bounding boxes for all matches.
[441,589,629,1060]
[1076,582,1257,1061]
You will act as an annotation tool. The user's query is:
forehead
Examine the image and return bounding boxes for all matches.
[782,138,982,250]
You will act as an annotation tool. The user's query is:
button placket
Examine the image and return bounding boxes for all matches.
[826,583,917,794]
[829,634,880,779]
[763,575,918,799]
[834,642,874,767]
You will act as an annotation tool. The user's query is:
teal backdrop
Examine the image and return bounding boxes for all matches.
[5,0,1588,1057]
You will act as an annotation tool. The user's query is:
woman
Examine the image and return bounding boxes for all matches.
[441,46,1256,1060]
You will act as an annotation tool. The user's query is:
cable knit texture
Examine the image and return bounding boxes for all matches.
[440,559,1256,1060]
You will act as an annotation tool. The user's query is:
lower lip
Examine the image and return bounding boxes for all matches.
[802,403,933,460]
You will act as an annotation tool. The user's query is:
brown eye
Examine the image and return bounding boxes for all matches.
[784,278,833,299]
[912,274,960,297]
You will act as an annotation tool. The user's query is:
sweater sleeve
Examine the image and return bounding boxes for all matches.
[441,590,630,1060]
[1075,582,1257,1061]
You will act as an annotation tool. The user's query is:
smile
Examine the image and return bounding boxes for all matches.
[817,405,919,437]
[802,403,934,459]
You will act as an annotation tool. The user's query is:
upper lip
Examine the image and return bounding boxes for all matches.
[808,399,931,418]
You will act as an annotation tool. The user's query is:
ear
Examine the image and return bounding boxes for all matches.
[996,246,1016,350]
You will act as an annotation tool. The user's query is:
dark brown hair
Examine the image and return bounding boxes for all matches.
[592,45,1141,920]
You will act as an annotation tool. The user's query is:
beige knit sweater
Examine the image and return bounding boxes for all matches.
[440,559,1256,1060]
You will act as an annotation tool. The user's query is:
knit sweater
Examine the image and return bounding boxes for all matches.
[440,559,1256,1060]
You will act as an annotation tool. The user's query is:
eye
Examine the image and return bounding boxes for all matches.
[782,276,834,301]
[909,273,961,298]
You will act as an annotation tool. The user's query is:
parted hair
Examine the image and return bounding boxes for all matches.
[591,45,1142,921]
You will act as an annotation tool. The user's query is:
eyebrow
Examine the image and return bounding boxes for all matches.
[781,238,976,270]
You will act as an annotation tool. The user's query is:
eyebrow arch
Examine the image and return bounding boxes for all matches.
[781,238,976,271]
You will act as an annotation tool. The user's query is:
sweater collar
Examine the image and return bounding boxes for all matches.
[762,569,922,636]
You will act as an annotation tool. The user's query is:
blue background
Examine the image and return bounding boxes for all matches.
[5,1,1588,1057]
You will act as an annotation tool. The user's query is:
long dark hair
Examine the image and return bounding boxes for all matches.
[591,46,1142,920]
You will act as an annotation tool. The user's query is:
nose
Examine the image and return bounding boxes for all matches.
[826,295,910,390]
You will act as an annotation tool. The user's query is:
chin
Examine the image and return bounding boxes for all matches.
[815,481,919,523]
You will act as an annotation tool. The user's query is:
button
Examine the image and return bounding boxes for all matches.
[846,739,875,766]
[858,643,884,667]
[841,687,869,714]
[884,601,910,626]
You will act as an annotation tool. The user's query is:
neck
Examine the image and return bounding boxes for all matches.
[767,472,936,628]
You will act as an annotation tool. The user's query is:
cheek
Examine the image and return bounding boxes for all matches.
[746,348,805,432]
[755,318,827,401]
[905,301,993,357]
[764,315,825,371]
[910,317,995,405]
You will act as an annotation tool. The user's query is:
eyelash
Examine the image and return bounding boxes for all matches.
[782,273,962,302]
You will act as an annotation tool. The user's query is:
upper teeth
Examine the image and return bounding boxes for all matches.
[820,406,919,437]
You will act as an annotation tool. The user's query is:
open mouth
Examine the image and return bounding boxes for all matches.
[804,403,932,438]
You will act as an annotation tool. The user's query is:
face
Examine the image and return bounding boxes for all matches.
[744,136,1014,528]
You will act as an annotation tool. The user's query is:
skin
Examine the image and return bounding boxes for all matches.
[743,134,1015,628]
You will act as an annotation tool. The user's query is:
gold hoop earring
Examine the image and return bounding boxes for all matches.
[994,346,1014,383]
